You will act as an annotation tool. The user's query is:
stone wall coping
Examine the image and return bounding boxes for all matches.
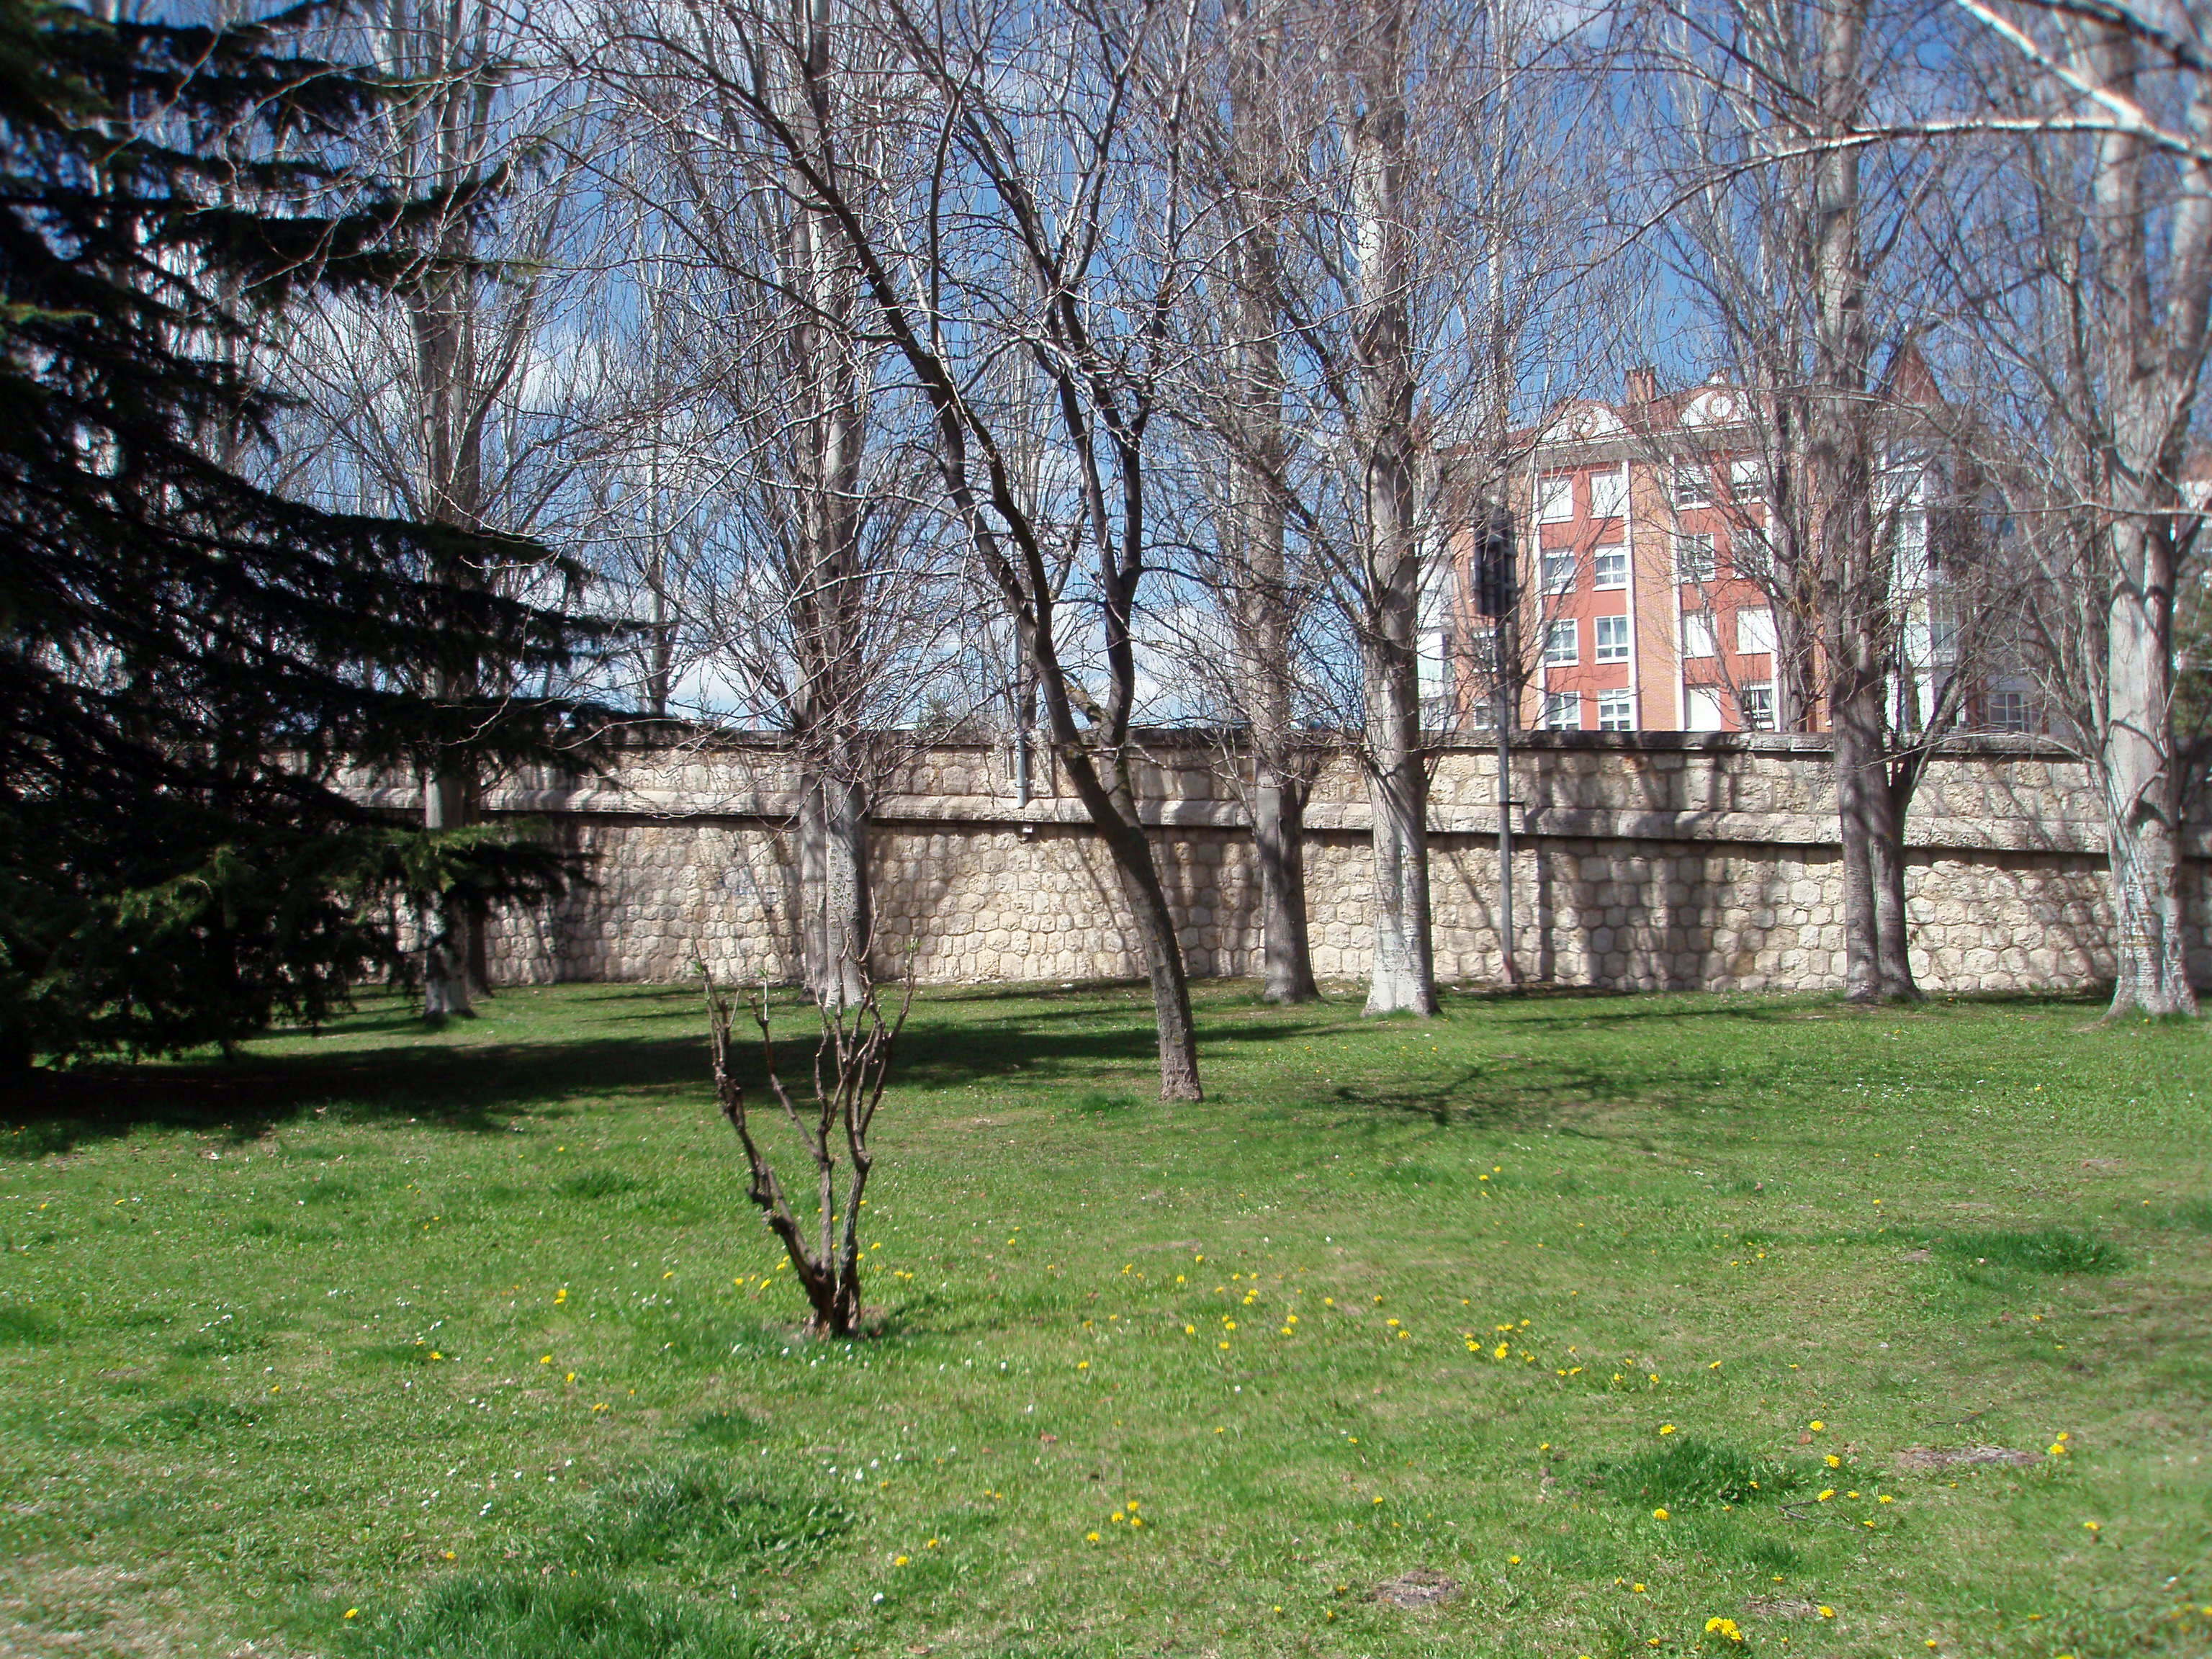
[555,724,2079,763]
[354,781,2142,856]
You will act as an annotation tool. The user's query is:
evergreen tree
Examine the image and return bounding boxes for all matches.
[0,0,603,1069]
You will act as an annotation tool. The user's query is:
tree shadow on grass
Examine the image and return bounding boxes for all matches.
[1489,984,2108,1032]
[6,992,1331,1157]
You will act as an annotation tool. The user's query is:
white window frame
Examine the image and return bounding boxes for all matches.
[1543,618,1579,666]
[1676,532,1717,584]
[1740,683,1776,731]
[1736,606,1776,655]
[1594,613,1630,663]
[1673,464,1711,507]
[1593,544,1628,590]
[1541,548,1578,593]
[1686,685,1726,732]
[1539,474,1575,523]
[1730,458,1765,502]
[1596,688,1635,731]
[1681,611,1716,658]
[1542,690,1581,731]
[1590,468,1627,519]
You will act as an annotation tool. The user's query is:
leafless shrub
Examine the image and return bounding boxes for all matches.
[701,947,916,1339]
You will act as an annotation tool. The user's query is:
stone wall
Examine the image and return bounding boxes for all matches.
[359,732,2203,995]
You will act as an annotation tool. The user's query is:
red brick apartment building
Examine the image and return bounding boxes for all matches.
[1430,363,2010,737]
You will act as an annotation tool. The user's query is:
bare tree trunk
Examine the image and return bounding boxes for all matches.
[1364,673,1437,1015]
[421,765,472,1017]
[1218,0,1318,1004]
[1349,0,1435,1017]
[2105,518,2198,1015]
[1872,769,1917,1000]
[1804,0,1912,1005]
[799,769,871,1007]
[1831,685,1881,1004]
[1252,775,1317,1001]
[1077,757,1204,1097]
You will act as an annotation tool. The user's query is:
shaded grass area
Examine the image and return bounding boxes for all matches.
[1,980,2209,1659]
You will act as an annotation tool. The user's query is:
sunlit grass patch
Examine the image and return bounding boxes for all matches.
[1599,1436,1800,1510]
[3,981,2207,1658]
[566,1460,854,1578]
[344,1573,780,1659]
[1933,1228,2124,1274]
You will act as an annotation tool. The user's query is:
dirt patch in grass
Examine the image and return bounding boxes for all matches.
[1373,1570,1457,1608]
[1892,1446,2041,1472]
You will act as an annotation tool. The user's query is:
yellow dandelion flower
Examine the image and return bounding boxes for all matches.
[894,1555,909,1567]
[1825,1454,1840,1467]
[1653,1507,1669,1519]
[1818,1605,1835,1617]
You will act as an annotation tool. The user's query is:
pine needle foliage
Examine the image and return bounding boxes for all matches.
[0,0,606,1068]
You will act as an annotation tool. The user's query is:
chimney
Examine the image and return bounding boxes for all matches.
[1624,365,1659,408]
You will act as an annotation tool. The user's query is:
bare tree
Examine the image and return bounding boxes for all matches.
[1249,0,1597,1013]
[703,950,915,1337]
[1942,0,2212,1017]
[1627,0,1963,1003]
[279,0,612,1014]
[582,26,958,1008]
[584,0,1221,1096]
[1168,0,1326,1003]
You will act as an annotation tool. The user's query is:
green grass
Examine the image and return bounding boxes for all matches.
[4,980,2211,1659]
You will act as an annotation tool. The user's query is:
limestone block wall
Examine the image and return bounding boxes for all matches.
[406,731,2196,996]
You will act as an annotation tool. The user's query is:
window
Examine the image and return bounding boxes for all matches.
[1541,548,1577,593]
[1593,544,1629,589]
[1543,690,1582,730]
[1464,621,1500,673]
[1591,469,1627,519]
[1543,618,1579,665]
[1539,474,1575,522]
[1676,532,1717,583]
[1598,688,1635,731]
[1681,611,1715,658]
[1987,689,2032,732]
[1732,536,1771,582]
[1595,613,1631,662]
[1673,464,1711,507]
[1740,683,1776,730]
[1686,685,1727,731]
[1736,606,1776,655]
[1730,458,1766,501]
[1467,697,1497,730]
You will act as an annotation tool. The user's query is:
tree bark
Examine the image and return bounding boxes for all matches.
[2103,518,2198,1015]
[799,768,871,1008]
[1364,686,1438,1016]
[421,766,472,1018]
[1348,0,1435,1017]
[1221,0,1318,1004]
[1053,737,1204,1097]
[1252,774,1318,1002]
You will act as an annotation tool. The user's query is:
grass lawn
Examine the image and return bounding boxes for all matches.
[3,981,2210,1659]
